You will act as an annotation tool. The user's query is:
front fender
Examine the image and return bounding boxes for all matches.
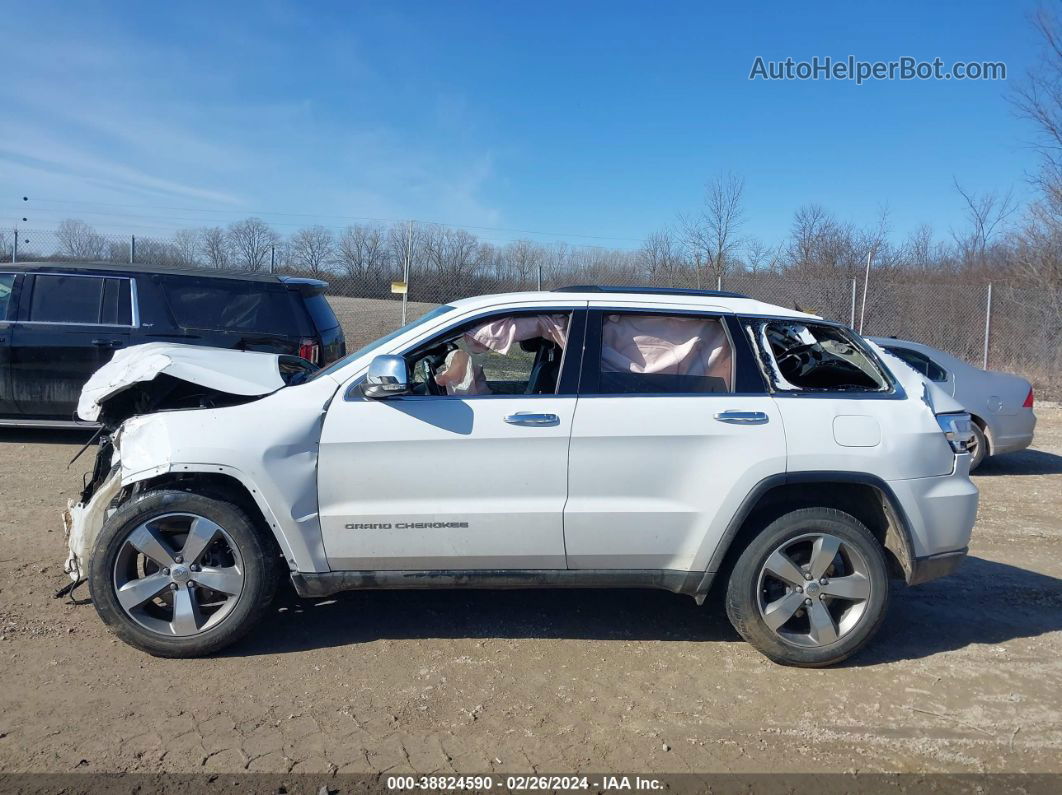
[112,391,332,573]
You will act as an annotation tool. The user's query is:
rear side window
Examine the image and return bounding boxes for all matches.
[302,293,339,331]
[883,346,947,382]
[590,312,733,394]
[160,276,298,334]
[754,321,889,392]
[0,274,13,320]
[29,274,105,324]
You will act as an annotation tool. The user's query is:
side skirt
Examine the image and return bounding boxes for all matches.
[291,568,713,601]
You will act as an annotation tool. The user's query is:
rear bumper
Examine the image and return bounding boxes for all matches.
[987,411,1036,456]
[887,459,979,561]
[908,547,968,585]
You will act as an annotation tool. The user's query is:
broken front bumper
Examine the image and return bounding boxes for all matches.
[62,467,123,583]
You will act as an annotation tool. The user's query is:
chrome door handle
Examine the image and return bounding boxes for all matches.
[505,412,560,427]
[714,410,769,425]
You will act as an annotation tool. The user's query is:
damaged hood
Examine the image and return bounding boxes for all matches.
[78,342,287,422]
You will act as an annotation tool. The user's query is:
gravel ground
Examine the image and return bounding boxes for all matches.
[0,406,1059,775]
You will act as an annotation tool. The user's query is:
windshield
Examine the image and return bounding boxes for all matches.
[308,304,457,380]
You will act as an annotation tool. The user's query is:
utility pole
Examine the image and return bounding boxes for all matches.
[858,249,873,333]
[982,283,993,370]
[270,245,275,274]
[402,220,412,325]
[130,235,136,264]
[13,196,28,263]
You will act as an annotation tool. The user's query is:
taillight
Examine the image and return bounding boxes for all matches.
[936,412,974,454]
[1023,388,1034,408]
[298,339,320,365]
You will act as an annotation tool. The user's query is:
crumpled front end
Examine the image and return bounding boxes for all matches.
[63,467,123,584]
[60,342,306,588]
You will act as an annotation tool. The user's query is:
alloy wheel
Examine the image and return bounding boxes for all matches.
[112,512,245,637]
[756,532,872,648]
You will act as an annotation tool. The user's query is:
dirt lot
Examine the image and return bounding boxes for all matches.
[0,408,1060,776]
[329,295,440,351]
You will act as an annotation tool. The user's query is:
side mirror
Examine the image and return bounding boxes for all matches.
[362,355,411,398]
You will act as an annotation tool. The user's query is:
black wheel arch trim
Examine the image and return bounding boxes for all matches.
[695,471,920,597]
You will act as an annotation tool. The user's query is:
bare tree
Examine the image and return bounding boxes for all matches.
[638,229,684,280]
[1011,6,1062,206]
[227,217,278,272]
[56,219,107,259]
[172,229,201,268]
[743,238,782,272]
[290,225,335,276]
[387,222,426,285]
[681,172,745,283]
[199,227,231,269]
[500,239,545,288]
[422,225,482,295]
[952,179,1017,266]
[337,224,389,281]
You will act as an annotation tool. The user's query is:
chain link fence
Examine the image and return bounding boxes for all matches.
[6,226,1060,399]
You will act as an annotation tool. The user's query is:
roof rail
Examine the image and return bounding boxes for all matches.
[551,285,750,299]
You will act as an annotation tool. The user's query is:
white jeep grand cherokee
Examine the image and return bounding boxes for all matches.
[62,286,978,667]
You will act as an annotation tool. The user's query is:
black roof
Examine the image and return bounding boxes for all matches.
[6,261,327,290]
[552,284,750,299]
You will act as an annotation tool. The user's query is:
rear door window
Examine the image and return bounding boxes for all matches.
[0,274,13,320]
[754,321,890,392]
[159,276,298,335]
[883,346,948,382]
[587,311,733,394]
[29,274,105,324]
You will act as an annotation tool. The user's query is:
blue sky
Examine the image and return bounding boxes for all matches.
[0,0,1046,250]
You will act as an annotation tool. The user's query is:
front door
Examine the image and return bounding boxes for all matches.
[317,306,585,571]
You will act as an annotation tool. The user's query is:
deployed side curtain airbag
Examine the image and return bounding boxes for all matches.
[464,314,568,354]
[601,314,732,390]
[433,314,569,396]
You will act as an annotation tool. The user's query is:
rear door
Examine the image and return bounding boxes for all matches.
[9,273,133,419]
[563,306,787,572]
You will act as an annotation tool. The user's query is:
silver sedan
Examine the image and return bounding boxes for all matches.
[870,337,1036,470]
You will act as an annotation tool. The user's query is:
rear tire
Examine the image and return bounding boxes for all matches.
[725,507,889,667]
[89,490,279,657]
[969,423,988,471]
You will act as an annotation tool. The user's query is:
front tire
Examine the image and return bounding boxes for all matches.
[89,490,279,657]
[725,508,889,667]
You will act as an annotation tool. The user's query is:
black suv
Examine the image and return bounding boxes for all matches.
[0,262,345,427]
